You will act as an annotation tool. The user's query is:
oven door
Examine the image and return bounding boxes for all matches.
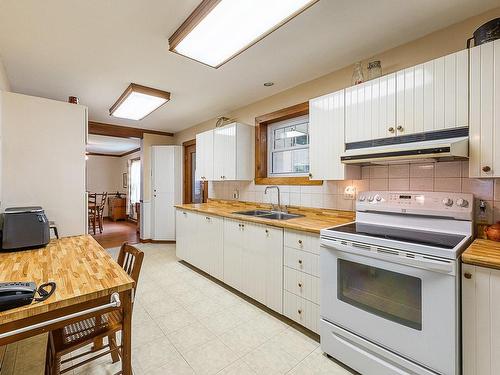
[320,237,458,375]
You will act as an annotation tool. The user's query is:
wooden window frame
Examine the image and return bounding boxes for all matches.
[183,139,208,204]
[254,102,322,186]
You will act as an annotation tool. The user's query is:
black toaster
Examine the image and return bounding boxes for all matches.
[1,207,50,251]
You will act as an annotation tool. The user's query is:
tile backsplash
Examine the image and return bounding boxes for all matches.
[208,161,500,224]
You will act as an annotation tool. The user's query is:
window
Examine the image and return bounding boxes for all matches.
[128,158,141,219]
[267,115,309,177]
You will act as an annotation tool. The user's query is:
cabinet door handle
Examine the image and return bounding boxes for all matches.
[298,282,303,288]
[183,212,187,216]
[482,166,491,173]
[388,127,395,133]
[298,240,303,246]
[205,216,211,221]
[298,259,303,265]
[308,173,312,178]
[396,125,404,131]
[297,309,302,315]
[464,272,472,279]
[265,229,269,234]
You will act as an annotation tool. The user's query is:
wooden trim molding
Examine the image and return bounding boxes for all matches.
[254,102,322,186]
[87,147,140,158]
[168,0,221,51]
[88,121,174,139]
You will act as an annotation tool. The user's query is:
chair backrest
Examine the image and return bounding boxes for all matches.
[88,193,97,205]
[117,243,144,288]
[99,192,108,211]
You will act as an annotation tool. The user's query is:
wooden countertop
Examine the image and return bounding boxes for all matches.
[175,200,355,234]
[0,235,134,325]
[462,239,500,270]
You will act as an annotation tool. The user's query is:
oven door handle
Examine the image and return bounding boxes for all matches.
[321,238,455,275]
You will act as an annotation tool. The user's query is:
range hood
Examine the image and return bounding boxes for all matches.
[341,129,469,165]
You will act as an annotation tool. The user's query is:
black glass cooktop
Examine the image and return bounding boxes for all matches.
[325,222,466,249]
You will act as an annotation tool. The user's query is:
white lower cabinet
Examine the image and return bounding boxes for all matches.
[462,263,500,375]
[176,210,322,332]
[223,219,283,313]
[175,210,223,279]
[284,291,320,334]
[283,229,321,334]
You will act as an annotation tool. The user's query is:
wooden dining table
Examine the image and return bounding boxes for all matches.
[0,235,135,374]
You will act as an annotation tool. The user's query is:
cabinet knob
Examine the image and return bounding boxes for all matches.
[396,125,404,131]
[482,166,491,173]
[298,282,303,288]
[464,272,472,279]
[308,173,312,178]
[205,216,210,221]
[298,259,303,265]
[297,309,302,315]
[265,229,269,234]
[298,240,303,245]
[183,212,187,215]
[388,127,395,133]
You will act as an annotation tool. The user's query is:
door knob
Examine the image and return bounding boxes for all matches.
[388,127,395,133]
[396,125,404,131]
[482,166,491,172]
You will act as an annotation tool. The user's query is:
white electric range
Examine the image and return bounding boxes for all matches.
[320,191,473,375]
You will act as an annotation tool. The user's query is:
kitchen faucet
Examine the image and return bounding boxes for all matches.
[264,185,286,213]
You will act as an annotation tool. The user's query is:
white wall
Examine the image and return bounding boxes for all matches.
[2,92,87,237]
[0,55,10,92]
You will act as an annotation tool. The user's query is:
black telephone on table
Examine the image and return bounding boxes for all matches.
[0,282,56,312]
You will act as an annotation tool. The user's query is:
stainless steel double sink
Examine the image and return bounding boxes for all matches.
[232,209,304,220]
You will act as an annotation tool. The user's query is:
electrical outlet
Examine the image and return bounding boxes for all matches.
[232,189,239,200]
[344,186,356,200]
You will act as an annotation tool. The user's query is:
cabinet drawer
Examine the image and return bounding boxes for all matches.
[284,247,319,277]
[284,230,320,254]
[284,291,319,334]
[284,267,320,304]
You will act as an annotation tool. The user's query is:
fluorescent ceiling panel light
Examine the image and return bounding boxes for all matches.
[109,83,171,120]
[169,0,318,68]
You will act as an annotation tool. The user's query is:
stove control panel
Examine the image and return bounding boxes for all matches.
[356,191,473,220]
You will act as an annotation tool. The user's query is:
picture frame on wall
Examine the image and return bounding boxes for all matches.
[123,173,128,188]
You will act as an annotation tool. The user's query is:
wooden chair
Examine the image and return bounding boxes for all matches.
[97,192,108,234]
[88,193,97,235]
[45,243,144,375]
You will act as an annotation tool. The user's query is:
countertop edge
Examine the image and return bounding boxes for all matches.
[461,238,500,271]
[174,204,354,234]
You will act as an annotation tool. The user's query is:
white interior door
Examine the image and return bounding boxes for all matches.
[152,146,181,240]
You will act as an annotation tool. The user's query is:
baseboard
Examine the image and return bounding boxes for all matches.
[139,239,176,244]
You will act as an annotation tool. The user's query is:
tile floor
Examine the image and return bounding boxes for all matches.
[1,243,355,375]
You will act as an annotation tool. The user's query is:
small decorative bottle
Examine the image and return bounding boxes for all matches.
[352,62,364,85]
[367,60,382,80]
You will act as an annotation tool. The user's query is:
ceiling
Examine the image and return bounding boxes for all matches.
[86,134,140,155]
[0,0,497,133]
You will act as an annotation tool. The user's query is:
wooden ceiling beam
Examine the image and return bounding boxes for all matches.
[88,121,174,139]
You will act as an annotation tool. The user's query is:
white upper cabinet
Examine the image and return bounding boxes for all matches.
[469,39,500,178]
[197,122,253,181]
[345,73,396,143]
[195,130,214,181]
[396,49,468,136]
[309,90,360,180]
[344,49,468,143]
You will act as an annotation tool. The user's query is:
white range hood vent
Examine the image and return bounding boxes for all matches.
[341,127,469,165]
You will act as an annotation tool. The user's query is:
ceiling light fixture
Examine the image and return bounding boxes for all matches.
[109,83,171,121]
[168,0,319,68]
